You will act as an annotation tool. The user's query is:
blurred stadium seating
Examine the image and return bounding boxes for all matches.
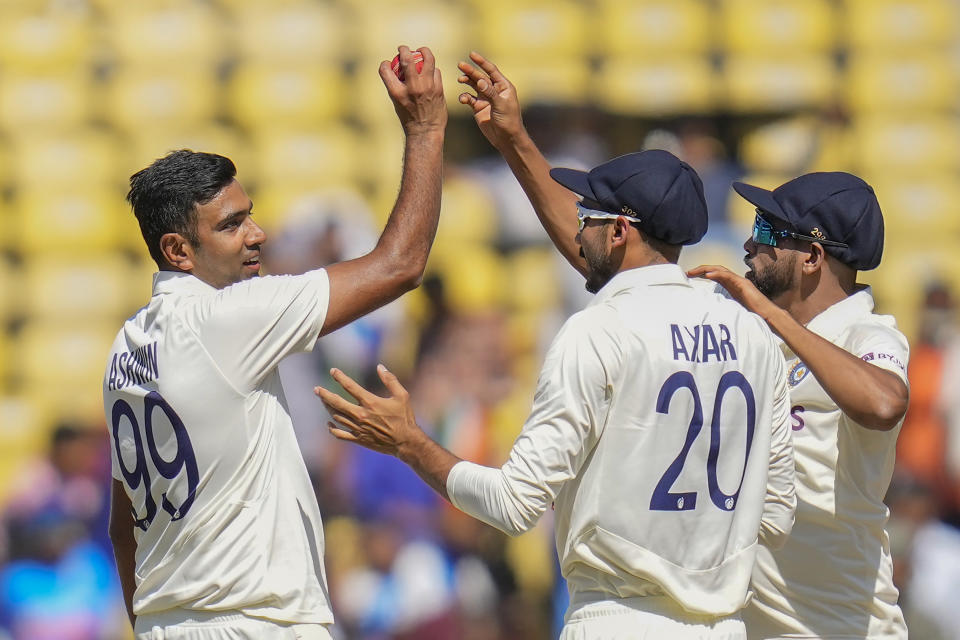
[1,1,959,638]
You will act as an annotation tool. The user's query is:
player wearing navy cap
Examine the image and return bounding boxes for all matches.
[689,173,910,639]
[315,146,797,639]
[104,47,445,640]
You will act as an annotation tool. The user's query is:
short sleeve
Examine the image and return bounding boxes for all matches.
[197,269,330,391]
[844,321,910,385]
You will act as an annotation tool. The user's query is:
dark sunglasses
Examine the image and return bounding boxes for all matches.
[752,210,850,248]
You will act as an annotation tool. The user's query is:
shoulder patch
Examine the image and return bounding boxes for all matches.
[788,359,809,387]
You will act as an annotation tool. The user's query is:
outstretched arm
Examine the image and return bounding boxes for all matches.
[321,46,448,336]
[457,52,585,276]
[316,317,612,537]
[315,365,461,500]
[689,265,909,431]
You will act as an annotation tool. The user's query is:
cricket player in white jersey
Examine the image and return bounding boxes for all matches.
[455,52,909,639]
[104,47,446,640]
[315,149,797,639]
[689,174,910,639]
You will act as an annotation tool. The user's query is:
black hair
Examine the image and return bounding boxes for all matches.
[127,150,237,267]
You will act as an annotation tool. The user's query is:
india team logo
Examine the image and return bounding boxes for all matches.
[788,360,809,387]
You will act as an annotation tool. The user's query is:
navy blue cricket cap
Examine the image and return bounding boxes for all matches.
[734,172,884,271]
[550,149,708,246]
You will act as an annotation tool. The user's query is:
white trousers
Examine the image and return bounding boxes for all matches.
[561,597,746,640]
[134,610,333,640]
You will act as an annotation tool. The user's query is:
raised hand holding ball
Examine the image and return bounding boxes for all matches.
[391,50,425,80]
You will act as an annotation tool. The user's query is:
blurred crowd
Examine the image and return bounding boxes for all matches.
[3,113,960,640]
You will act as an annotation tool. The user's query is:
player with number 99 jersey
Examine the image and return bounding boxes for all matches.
[104,269,333,626]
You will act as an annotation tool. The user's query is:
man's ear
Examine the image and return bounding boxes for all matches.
[610,216,631,248]
[801,242,827,275]
[159,233,194,272]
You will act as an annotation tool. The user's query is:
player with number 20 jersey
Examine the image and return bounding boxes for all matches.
[312,150,797,639]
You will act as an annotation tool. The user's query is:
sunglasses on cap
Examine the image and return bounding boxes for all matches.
[752,210,850,249]
[576,201,642,233]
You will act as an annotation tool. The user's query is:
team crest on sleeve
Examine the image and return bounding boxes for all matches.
[788,360,809,387]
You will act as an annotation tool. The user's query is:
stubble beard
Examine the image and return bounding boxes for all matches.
[746,253,797,301]
[583,235,617,295]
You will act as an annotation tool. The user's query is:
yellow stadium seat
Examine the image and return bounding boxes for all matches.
[868,174,960,237]
[592,0,713,57]
[105,71,218,134]
[104,4,224,69]
[124,125,251,186]
[722,55,837,112]
[12,188,133,255]
[678,239,746,275]
[594,57,717,116]
[726,173,792,228]
[249,185,373,242]
[476,56,592,105]
[845,0,959,53]
[0,73,92,134]
[474,0,587,62]
[0,395,49,457]
[807,118,855,173]
[852,117,960,174]
[0,257,19,323]
[14,322,117,399]
[0,331,7,389]
[0,10,92,71]
[0,395,53,506]
[721,0,837,55]
[739,116,819,174]
[351,125,405,217]
[248,126,361,193]
[845,54,958,113]
[430,245,506,313]
[9,130,122,190]
[504,247,561,313]
[232,3,348,63]
[348,0,469,75]
[228,64,345,130]
[871,243,960,340]
[213,0,314,10]
[435,172,499,247]
[21,255,142,321]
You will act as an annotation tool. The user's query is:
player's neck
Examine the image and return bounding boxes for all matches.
[779,279,855,326]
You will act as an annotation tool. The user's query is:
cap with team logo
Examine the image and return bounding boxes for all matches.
[550,149,708,246]
[734,172,884,271]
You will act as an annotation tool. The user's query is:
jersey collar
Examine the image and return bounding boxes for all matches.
[152,270,219,297]
[804,285,875,338]
[589,263,689,307]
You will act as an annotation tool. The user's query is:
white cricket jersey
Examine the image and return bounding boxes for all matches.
[744,286,909,639]
[448,265,796,618]
[103,270,333,624]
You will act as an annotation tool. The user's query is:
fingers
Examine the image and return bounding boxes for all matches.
[378,58,403,94]
[687,265,731,279]
[328,423,359,443]
[457,61,496,100]
[330,368,372,403]
[469,51,508,86]
[376,364,408,400]
[314,385,362,416]
[327,409,363,432]
[417,46,436,75]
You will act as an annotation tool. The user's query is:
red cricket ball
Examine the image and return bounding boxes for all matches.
[391,50,425,80]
